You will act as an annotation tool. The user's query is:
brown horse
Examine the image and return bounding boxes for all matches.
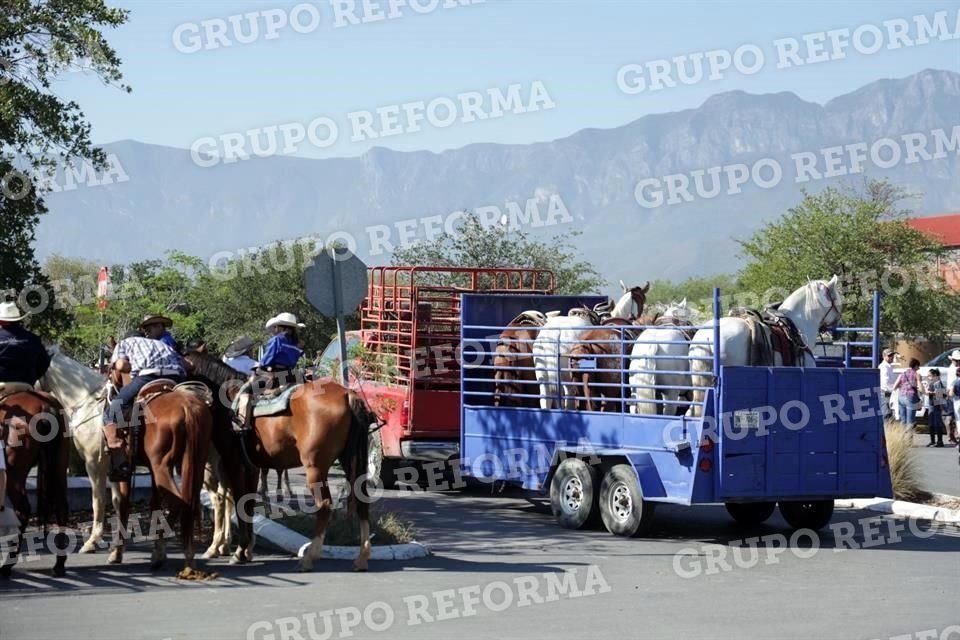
[493,311,546,408]
[566,283,652,412]
[0,385,69,577]
[106,376,212,575]
[183,352,376,572]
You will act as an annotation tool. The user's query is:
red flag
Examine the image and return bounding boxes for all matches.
[96,267,109,311]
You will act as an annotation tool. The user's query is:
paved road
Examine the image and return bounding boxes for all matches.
[912,433,959,496]
[2,481,958,640]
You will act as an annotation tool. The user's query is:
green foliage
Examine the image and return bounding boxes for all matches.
[391,214,605,295]
[0,0,128,343]
[647,274,743,313]
[738,180,958,339]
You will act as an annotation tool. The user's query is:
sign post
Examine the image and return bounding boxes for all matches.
[304,246,368,386]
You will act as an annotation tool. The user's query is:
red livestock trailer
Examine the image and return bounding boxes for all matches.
[318,266,554,487]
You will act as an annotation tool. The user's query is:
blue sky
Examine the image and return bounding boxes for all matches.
[58,0,960,158]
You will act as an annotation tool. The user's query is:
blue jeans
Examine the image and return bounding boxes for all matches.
[898,397,918,428]
[103,374,182,427]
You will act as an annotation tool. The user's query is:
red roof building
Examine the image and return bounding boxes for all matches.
[906,213,960,291]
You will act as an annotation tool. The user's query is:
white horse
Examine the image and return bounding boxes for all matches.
[533,281,648,410]
[629,299,694,416]
[688,277,842,415]
[41,350,235,560]
[39,349,120,554]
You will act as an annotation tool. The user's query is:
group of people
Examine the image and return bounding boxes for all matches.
[880,347,960,448]
[0,299,308,483]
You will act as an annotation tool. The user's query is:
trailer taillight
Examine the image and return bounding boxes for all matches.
[698,459,712,473]
[401,400,409,426]
[699,437,714,454]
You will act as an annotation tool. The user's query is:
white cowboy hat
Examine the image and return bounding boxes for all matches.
[265,312,305,330]
[0,301,29,322]
[951,350,960,361]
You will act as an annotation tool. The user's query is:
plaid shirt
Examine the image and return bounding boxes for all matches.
[111,336,185,377]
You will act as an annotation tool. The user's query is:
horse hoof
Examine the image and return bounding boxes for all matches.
[150,558,166,572]
[79,542,98,554]
[353,563,368,573]
[298,560,313,572]
[108,549,123,564]
[53,565,66,578]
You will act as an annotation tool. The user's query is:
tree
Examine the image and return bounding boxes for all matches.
[738,180,958,338]
[391,214,605,294]
[646,273,743,315]
[1,0,129,338]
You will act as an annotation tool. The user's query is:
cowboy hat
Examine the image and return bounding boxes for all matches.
[882,348,898,358]
[224,335,256,358]
[265,312,305,330]
[951,350,960,361]
[138,314,173,329]
[0,301,28,322]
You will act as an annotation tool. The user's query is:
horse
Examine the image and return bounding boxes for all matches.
[565,287,650,412]
[629,299,695,416]
[38,350,121,554]
[688,277,842,416]
[492,311,547,408]
[105,369,213,574]
[533,281,649,410]
[183,352,377,572]
[0,385,70,577]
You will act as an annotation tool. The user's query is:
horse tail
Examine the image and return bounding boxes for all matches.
[179,396,212,551]
[344,395,375,517]
[38,396,70,536]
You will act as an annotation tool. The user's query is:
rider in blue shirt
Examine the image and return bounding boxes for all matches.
[233,313,305,430]
[139,315,178,351]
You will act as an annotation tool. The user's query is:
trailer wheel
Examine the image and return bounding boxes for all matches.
[599,464,655,537]
[778,500,835,531]
[725,502,776,526]
[367,430,397,490]
[549,458,600,530]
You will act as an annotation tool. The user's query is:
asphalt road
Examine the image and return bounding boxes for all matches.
[1,481,957,640]
[914,433,960,496]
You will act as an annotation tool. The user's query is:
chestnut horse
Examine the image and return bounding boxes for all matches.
[106,375,212,575]
[183,352,376,572]
[0,386,69,577]
[493,311,546,408]
[566,283,650,412]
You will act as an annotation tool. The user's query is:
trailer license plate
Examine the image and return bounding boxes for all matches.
[733,410,760,430]
[576,358,596,369]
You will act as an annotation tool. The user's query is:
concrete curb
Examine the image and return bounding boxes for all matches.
[198,490,430,561]
[835,497,960,524]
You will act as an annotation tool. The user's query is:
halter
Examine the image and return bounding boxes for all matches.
[816,282,841,331]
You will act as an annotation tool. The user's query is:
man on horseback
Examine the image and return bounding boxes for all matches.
[233,313,304,430]
[0,302,51,386]
[102,327,186,480]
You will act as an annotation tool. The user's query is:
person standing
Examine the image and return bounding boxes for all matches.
[948,350,960,443]
[879,348,897,421]
[892,358,924,431]
[925,369,947,447]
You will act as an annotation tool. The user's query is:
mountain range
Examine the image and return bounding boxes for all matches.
[34,69,960,289]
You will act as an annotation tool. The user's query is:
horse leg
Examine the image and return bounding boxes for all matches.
[81,456,109,553]
[50,436,70,577]
[231,466,257,564]
[581,372,594,411]
[258,468,268,503]
[274,469,283,503]
[109,479,130,564]
[202,462,224,559]
[299,467,332,572]
[0,482,30,578]
[149,474,167,571]
[282,469,293,499]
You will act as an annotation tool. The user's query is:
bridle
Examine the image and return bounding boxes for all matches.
[816,282,842,331]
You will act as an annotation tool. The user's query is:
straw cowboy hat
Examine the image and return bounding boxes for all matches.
[138,314,173,329]
[951,350,960,361]
[265,312,305,330]
[0,301,29,323]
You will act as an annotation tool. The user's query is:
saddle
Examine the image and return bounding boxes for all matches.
[654,315,696,341]
[0,382,40,405]
[727,306,808,366]
[251,384,303,417]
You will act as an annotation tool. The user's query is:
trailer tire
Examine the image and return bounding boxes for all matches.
[550,458,600,530]
[778,500,835,531]
[599,464,655,537]
[367,430,397,490]
[725,502,776,526]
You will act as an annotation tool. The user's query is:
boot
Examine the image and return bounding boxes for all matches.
[103,423,130,482]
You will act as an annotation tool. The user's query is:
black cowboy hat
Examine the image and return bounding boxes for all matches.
[224,335,256,359]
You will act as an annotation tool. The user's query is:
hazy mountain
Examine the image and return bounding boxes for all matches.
[34,69,960,288]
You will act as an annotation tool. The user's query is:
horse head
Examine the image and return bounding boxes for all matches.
[612,281,650,320]
[810,275,842,330]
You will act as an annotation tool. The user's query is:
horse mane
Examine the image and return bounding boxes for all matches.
[185,351,246,386]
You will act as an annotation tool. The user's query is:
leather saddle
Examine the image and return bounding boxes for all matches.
[727,306,806,366]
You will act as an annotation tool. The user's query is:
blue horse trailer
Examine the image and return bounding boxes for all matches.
[460,290,893,536]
